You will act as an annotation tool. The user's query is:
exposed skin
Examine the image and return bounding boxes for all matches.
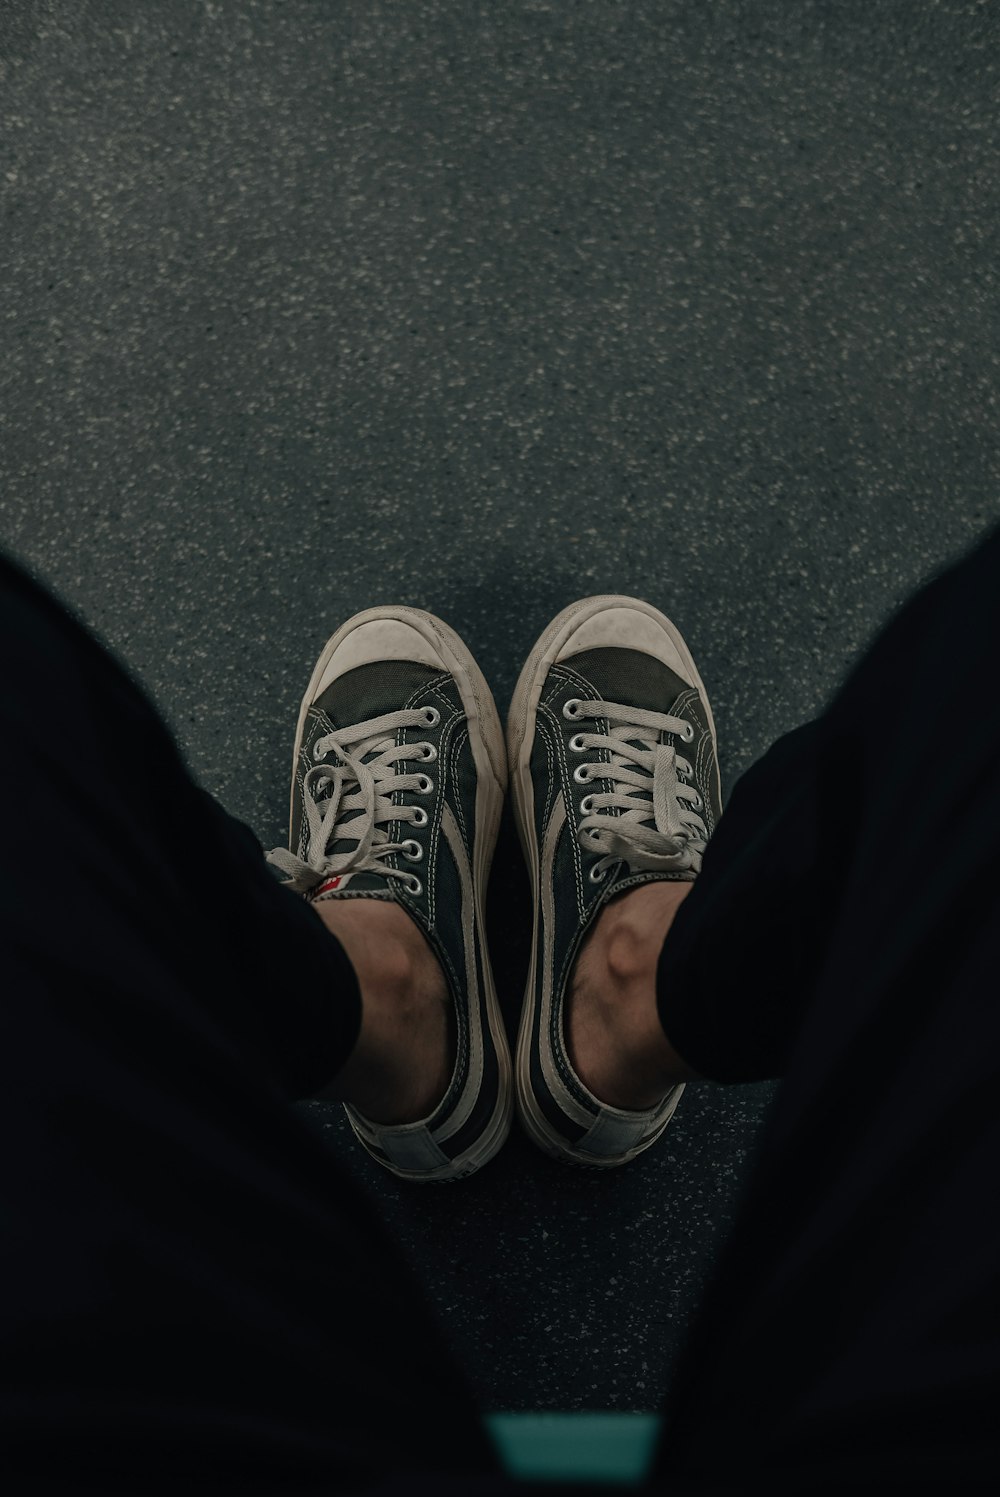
[310,879,701,1124]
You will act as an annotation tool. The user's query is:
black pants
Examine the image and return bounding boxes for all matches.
[1,527,998,1495]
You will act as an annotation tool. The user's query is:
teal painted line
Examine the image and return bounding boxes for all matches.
[483,1412,663,1484]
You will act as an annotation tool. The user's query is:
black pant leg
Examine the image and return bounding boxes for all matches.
[648,521,1000,1489]
[0,549,507,1495]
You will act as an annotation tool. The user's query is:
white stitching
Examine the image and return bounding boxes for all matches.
[450,724,471,850]
[542,688,587,920]
[393,674,456,915]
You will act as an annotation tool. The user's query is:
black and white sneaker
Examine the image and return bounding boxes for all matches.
[506,596,722,1170]
[266,606,512,1185]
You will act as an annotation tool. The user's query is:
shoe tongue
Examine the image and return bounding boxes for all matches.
[609,736,656,823]
[306,659,444,889]
[308,750,402,889]
[560,648,691,829]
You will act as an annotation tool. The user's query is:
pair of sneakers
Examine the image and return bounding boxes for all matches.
[266,597,722,1185]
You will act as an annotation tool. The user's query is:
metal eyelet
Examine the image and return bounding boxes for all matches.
[573,764,590,784]
[691,793,703,811]
[580,795,594,814]
[402,840,423,861]
[312,741,325,761]
[416,774,434,794]
[569,734,586,752]
[422,706,441,726]
[420,744,438,762]
[407,876,423,897]
[680,722,695,743]
[588,865,606,883]
[562,699,582,719]
[410,806,429,827]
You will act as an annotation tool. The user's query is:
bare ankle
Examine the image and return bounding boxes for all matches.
[312,896,447,1005]
[310,897,454,1122]
[597,879,694,962]
[566,880,701,1108]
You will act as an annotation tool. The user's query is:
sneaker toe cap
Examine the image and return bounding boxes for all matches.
[316,618,444,694]
[557,604,692,683]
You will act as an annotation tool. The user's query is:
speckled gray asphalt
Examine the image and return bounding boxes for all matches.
[2,0,998,1418]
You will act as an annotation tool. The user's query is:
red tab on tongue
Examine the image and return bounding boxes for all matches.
[307,872,356,901]
[306,869,398,902]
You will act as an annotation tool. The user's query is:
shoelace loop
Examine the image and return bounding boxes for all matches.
[568,697,708,881]
[265,706,435,897]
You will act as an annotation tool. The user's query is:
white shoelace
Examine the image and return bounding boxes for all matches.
[568,697,708,879]
[265,707,436,896]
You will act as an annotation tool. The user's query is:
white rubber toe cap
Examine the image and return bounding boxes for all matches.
[316,617,443,695]
[557,604,691,683]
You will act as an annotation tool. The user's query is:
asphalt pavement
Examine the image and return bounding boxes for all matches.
[2,0,998,1418]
